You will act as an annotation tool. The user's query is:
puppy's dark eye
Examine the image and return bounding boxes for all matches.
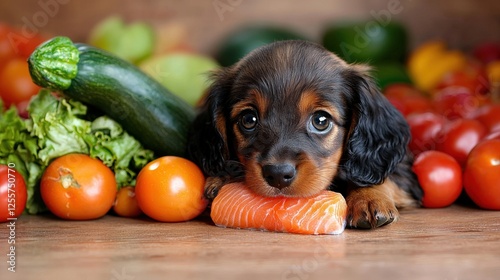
[309,111,333,133]
[239,110,258,132]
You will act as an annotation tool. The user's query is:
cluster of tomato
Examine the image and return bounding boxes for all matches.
[386,41,500,210]
[40,154,207,222]
[0,23,47,117]
[1,154,208,222]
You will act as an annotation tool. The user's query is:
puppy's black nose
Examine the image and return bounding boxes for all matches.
[262,164,296,189]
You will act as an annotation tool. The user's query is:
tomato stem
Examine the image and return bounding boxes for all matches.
[58,168,80,189]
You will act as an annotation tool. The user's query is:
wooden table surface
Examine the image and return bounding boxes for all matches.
[2,204,500,280]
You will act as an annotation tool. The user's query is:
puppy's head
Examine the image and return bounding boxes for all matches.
[188,40,410,197]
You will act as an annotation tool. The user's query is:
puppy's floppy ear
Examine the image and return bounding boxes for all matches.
[341,65,411,186]
[186,68,235,177]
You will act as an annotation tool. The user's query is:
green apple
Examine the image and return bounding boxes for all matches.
[140,53,220,106]
[88,16,155,64]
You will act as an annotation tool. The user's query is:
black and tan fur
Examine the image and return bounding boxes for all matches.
[187,40,423,229]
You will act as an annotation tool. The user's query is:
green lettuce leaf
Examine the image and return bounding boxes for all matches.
[0,105,45,214]
[27,91,92,165]
[88,116,154,187]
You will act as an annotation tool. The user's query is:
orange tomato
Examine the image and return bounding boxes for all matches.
[0,57,40,108]
[113,186,142,217]
[40,154,117,220]
[135,156,207,222]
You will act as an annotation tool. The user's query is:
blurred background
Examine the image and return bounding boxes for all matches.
[1,0,499,114]
[1,0,499,54]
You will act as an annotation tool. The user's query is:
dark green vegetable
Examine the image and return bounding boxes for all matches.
[372,62,412,90]
[28,36,195,157]
[322,21,408,64]
[216,25,308,67]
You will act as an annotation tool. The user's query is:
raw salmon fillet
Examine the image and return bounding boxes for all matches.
[210,183,347,235]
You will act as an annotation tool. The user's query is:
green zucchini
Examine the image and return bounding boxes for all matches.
[28,36,195,157]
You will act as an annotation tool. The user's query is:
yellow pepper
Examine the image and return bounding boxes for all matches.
[487,61,500,102]
[408,41,467,93]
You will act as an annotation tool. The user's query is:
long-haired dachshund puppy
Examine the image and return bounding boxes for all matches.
[187,40,423,229]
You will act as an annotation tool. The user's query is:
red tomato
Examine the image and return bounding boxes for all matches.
[435,119,487,167]
[40,154,117,220]
[435,63,490,96]
[388,95,435,117]
[384,83,423,100]
[135,156,207,222]
[470,104,500,133]
[0,164,27,222]
[463,139,500,210]
[432,86,488,120]
[387,96,409,116]
[0,57,40,108]
[407,112,447,156]
[412,151,463,208]
[483,130,500,141]
[473,42,500,64]
[403,95,435,116]
[113,186,142,218]
[384,84,434,117]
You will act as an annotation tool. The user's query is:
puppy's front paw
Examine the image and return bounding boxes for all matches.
[346,187,399,229]
[204,177,226,200]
